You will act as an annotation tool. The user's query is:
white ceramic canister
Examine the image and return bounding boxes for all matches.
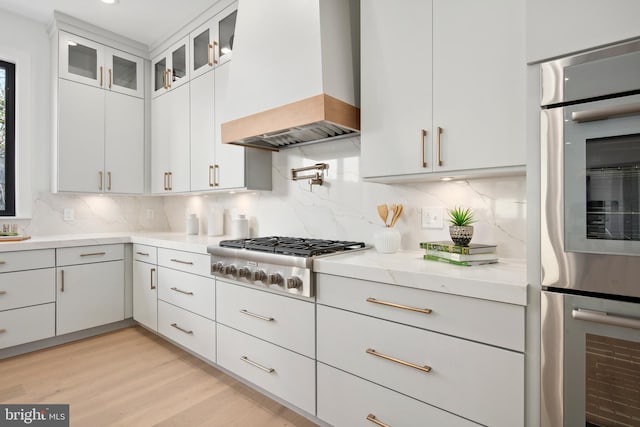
[207,208,224,236]
[186,213,199,235]
[231,214,249,239]
[373,227,401,253]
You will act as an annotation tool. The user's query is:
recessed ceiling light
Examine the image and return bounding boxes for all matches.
[101,0,118,4]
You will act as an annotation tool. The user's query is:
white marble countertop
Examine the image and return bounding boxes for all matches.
[314,249,527,306]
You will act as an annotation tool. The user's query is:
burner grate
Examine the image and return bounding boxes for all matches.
[219,236,366,257]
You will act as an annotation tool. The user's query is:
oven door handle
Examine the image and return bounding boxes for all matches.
[571,101,640,123]
[572,308,640,330]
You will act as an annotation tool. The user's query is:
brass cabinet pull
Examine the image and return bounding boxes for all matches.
[163,172,168,191]
[207,42,214,66]
[150,268,156,290]
[240,356,275,373]
[240,309,274,322]
[0,290,7,295]
[162,70,167,89]
[212,40,219,65]
[0,260,5,264]
[0,328,6,334]
[436,126,443,166]
[80,252,107,257]
[366,348,432,373]
[108,68,112,88]
[107,172,112,191]
[170,323,193,335]
[366,414,391,427]
[366,297,432,314]
[61,270,65,293]
[208,165,215,187]
[170,287,194,296]
[98,171,103,191]
[99,65,103,87]
[170,258,194,266]
[167,172,173,191]
[136,251,149,256]
[420,129,427,168]
[166,68,172,88]
[214,164,220,187]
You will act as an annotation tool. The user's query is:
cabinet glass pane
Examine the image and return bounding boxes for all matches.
[193,29,210,71]
[68,43,97,80]
[154,58,166,91]
[112,55,137,90]
[219,11,237,59]
[171,45,187,82]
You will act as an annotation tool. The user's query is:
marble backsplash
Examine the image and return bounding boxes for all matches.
[14,138,526,258]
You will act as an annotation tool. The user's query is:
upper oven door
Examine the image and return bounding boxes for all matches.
[564,95,640,256]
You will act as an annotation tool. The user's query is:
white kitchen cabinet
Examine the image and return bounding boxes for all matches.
[158,300,216,362]
[526,0,640,64]
[158,267,215,320]
[133,245,158,331]
[152,37,189,98]
[189,3,237,79]
[0,305,56,350]
[361,0,525,181]
[151,83,190,193]
[56,245,125,335]
[59,31,144,98]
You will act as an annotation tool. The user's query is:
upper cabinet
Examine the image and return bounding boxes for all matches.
[526,0,640,64]
[152,37,189,98]
[360,0,526,182]
[59,31,144,99]
[190,3,237,79]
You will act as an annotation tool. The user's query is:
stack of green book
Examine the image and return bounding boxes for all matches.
[419,241,498,266]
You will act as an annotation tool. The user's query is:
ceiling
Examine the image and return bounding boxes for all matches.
[0,0,217,47]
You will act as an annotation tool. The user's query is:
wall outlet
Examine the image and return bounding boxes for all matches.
[146,209,154,220]
[63,208,75,221]
[421,207,444,229]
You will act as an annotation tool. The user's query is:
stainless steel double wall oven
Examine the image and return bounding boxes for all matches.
[540,41,640,427]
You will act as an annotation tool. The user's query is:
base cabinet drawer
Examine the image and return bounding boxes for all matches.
[157,248,210,276]
[158,267,215,320]
[57,244,124,266]
[0,304,56,349]
[317,363,479,427]
[158,300,215,362]
[0,249,55,273]
[0,268,56,311]
[217,324,315,415]
[317,305,523,427]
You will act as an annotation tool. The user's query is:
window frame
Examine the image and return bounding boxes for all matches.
[0,59,15,216]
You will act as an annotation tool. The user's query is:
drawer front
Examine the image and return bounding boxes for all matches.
[317,273,524,351]
[0,303,56,349]
[0,249,55,273]
[317,363,479,427]
[0,268,56,311]
[317,305,524,427]
[158,267,215,320]
[57,244,124,266]
[216,280,315,358]
[133,244,157,264]
[216,324,315,415]
[158,248,210,277]
[158,300,215,362]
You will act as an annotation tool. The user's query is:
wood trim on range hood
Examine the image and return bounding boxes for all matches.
[221,94,361,151]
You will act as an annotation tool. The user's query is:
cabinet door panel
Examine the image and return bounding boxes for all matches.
[57,79,105,192]
[105,48,144,98]
[105,92,144,193]
[360,0,433,178]
[166,85,191,192]
[433,0,525,172]
[133,260,157,331]
[151,93,170,193]
[189,72,216,191]
[56,261,125,335]
[58,32,104,88]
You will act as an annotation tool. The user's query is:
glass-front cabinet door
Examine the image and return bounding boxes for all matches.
[105,48,144,98]
[189,3,237,79]
[59,31,105,88]
[152,36,189,97]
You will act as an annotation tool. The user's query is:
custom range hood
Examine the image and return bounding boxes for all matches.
[221,0,360,151]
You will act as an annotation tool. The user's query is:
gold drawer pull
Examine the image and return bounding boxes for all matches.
[0,328,6,334]
[367,414,391,427]
[136,251,149,256]
[0,290,6,295]
[0,260,6,265]
[150,268,156,290]
[366,297,432,314]
[240,356,275,373]
[240,309,274,322]
[170,287,194,296]
[170,258,194,265]
[80,252,107,257]
[366,348,431,373]
[170,323,193,335]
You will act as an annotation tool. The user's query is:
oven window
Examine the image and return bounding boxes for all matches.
[586,134,640,241]
[585,333,640,427]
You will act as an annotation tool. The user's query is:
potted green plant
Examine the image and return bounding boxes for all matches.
[448,206,476,246]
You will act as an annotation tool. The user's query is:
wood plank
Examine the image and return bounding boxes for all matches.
[0,327,318,426]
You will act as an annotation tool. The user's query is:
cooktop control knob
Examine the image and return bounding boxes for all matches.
[211,262,224,273]
[267,273,283,286]
[286,276,303,289]
[238,267,251,278]
[250,269,266,282]
[222,264,237,276]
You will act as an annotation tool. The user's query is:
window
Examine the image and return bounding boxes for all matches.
[0,60,15,216]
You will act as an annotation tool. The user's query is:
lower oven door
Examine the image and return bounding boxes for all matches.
[542,291,640,427]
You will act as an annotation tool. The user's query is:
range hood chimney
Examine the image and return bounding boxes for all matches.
[221,0,360,151]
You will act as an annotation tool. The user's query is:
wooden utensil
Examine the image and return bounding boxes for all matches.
[377,204,389,227]
[390,204,403,227]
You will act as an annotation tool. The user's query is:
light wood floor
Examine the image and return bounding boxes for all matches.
[0,326,319,427]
